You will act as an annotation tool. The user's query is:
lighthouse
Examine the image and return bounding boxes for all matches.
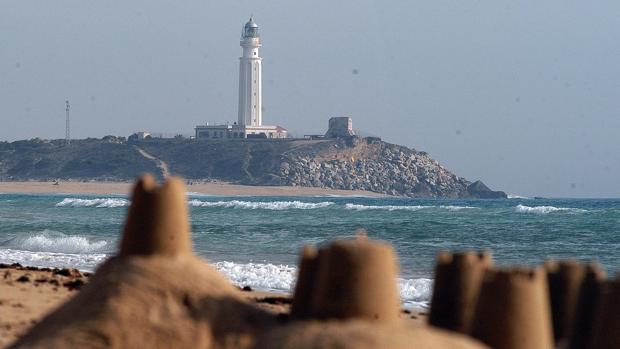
[238,17,262,127]
[195,17,287,140]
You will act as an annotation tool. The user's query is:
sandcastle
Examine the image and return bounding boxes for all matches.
[293,237,400,322]
[470,267,555,349]
[568,263,607,349]
[545,260,587,344]
[9,175,487,349]
[429,251,492,334]
[588,276,620,349]
[544,260,612,348]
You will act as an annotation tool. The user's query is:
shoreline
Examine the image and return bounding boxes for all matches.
[0,181,388,197]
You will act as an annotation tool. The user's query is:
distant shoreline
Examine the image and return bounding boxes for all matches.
[0,181,388,197]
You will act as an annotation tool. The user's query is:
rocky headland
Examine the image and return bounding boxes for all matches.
[0,136,506,198]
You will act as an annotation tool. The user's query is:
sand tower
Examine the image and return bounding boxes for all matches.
[567,263,606,349]
[471,267,554,349]
[588,276,620,349]
[291,237,401,322]
[544,260,587,344]
[120,175,192,256]
[429,251,492,334]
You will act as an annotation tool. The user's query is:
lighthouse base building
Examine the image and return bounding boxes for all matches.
[195,17,287,140]
[194,123,287,140]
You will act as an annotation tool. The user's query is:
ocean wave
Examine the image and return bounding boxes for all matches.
[515,204,587,214]
[213,261,432,308]
[507,194,530,199]
[56,198,129,208]
[439,205,478,211]
[214,261,296,291]
[344,204,426,211]
[344,204,476,211]
[189,200,335,210]
[398,277,433,309]
[0,248,107,272]
[0,231,111,254]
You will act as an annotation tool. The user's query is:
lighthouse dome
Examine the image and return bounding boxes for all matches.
[242,17,259,38]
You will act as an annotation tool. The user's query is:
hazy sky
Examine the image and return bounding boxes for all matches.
[1,1,619,197]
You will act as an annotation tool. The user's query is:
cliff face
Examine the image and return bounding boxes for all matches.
[0,137,506,198]
[279,138,471,198]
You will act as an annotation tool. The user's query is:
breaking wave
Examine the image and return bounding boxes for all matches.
[56,198,129,208]
[0,249,107,272]
[515,204,587,214]
[214,261,296,291]
[345,204,426,211]
[0,231,110,254]
[214,261,432,309]
[0,231,110,271]
[344,204,476,211]
[189,200,335,210]
[398,277,434,308]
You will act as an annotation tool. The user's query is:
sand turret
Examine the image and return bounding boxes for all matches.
[120,174,191,256]
[471,267,554,349]
[588,275,620,349]
[291,236,400,322]
[544,260,587,344]
[567,263,606,349]
[429,251,492,334]
[290,246,319,319]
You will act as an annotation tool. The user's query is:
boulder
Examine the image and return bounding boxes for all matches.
[466,180,507,199]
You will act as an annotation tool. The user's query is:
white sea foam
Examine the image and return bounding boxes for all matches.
[0,231,111,271]
[438,205,478,211]
[344,204,427,211]
[398,277,434,309]
[56,198,129,208]
[1,231,110,254]
[189,200,335,210]
[0,248,107,272]
[344,204,476,211]
[20,235,108,254]
[214,261,432,309]
[507,194,530,199]
[214,261,296,291]
[515,204,587,214]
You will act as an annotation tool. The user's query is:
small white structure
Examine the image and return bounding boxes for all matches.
[196,17,287,140]
[128,132,152,141]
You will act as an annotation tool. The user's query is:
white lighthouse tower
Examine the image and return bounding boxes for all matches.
[194,17,287,140]
[238,17,262,127]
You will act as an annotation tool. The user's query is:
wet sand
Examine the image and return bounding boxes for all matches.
[0,181,387,197]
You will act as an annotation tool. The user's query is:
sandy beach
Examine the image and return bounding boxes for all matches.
[0,264,426,348]
[0,181,387,197]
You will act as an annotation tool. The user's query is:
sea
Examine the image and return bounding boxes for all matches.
[0,193,618,309]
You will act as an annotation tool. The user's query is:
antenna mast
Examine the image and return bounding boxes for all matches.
[65,99,70,145]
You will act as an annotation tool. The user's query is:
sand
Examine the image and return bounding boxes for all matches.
[0,181,387,197]
[0,264,427,348]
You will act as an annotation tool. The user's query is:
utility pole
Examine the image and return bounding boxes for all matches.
[65,99,70,145]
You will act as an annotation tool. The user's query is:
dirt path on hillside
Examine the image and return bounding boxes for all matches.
[135,147,170,178]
